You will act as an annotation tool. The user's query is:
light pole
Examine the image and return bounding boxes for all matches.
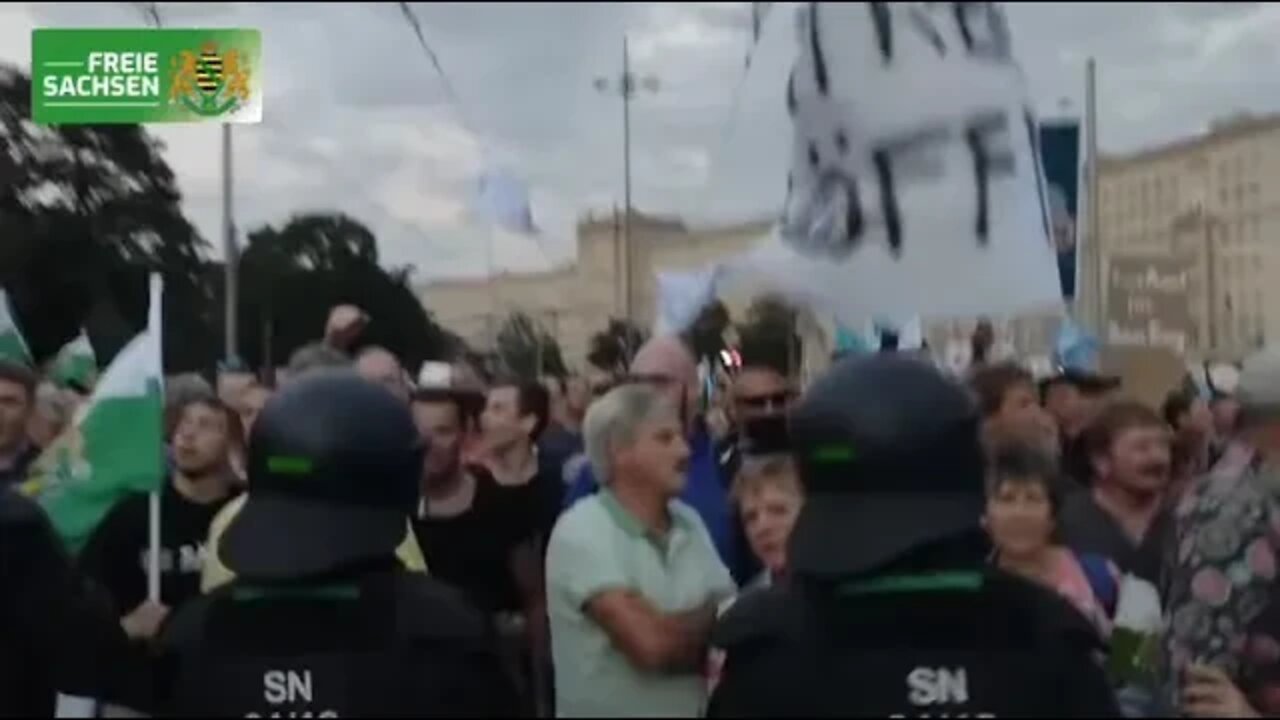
[594,36,659,323]
[223,124,238,365]
[135,2,237,365]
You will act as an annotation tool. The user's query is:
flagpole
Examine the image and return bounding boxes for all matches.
[1084,58,1101,335]
[223,124,239,364]
[146,273,164,603]
[148,492,161,602]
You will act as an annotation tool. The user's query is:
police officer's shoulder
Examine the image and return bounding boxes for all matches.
[982,567,1106,653]
[390,572,493,644]
[712,583,799,650]
[157,589,217,653]
[0,488,44,529]
[0,489,70,570]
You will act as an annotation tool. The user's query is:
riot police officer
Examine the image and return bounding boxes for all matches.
[1,487,146,714]
[154,370,520,717]
[708,355,1119,717]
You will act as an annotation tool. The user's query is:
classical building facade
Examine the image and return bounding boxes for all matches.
[1095,112,1280,358]
[417,210,782,371]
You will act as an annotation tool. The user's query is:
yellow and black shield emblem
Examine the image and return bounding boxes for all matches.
[195,45,223,94]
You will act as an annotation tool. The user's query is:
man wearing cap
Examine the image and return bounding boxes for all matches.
[153,371,517,716]
[1161,348,1280,718]
[708,355,1118,717]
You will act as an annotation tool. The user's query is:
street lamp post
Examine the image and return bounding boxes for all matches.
[594,36,659,323]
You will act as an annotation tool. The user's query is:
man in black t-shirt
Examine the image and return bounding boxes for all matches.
[1058,401,1173,586]
[410,388,526,614]
[80,395,240,644]
[481,379,563,543]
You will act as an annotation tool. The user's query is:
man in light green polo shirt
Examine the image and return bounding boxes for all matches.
[547,382,736,718]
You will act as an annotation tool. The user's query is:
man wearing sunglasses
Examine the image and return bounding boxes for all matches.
[717,363,797,484]
[563,336,754,584]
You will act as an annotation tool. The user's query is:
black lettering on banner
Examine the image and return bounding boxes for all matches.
[840,172,865,242]
[786,70,798,116]
[856,3,1013,66]
[952,3,974,52]
[907,5,947,56]
[870,3,894,62]
[874,125,950,183]
[965,110,1016,245]
[872,149,903,256]
[965,127,990,244]
[1023,109,1051,244]
[955,2,1013,62]
[808,2,829,95]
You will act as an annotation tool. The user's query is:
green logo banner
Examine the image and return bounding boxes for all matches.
[32,28,262,125]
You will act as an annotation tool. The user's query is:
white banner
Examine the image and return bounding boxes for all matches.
[653,265,723,336]
[733,2,1062,328]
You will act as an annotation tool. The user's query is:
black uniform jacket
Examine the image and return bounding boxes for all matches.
[154,565,523,718]
[0,489,147,715]
[708,567,1120,718]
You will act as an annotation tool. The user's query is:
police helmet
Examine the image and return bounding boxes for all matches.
[787,353,985,580]
[220,369,423,582]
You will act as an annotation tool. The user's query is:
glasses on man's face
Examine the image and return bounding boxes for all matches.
[735,391,795,412]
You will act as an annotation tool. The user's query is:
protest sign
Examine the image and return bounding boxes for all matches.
[730,2,1061,328]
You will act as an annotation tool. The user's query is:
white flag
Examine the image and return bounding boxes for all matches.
[474,169,538,235]
[50,329,98,390]
[0,287,32,366]
[733,2,1061,328]
[654,265,723,336]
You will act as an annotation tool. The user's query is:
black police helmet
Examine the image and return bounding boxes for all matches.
[220,369,423,582]
[787,353,986,580]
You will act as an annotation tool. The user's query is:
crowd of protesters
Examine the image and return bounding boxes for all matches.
[3,299,1280,718]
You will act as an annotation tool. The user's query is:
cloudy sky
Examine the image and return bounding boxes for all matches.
[3,2,1278,284]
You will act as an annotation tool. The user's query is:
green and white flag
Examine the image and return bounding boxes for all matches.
[0,288,32,367]
[50,329,98,390]
[21,275,165,555]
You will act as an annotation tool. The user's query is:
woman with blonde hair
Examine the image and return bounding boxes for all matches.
[730,453,804,592]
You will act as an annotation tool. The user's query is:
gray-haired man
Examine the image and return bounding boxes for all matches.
[547,383,734,717]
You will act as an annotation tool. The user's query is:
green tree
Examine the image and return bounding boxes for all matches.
[0,64,215,370]
[587,318,648,374]
[495,311,567,380]
[239,212,457,375]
